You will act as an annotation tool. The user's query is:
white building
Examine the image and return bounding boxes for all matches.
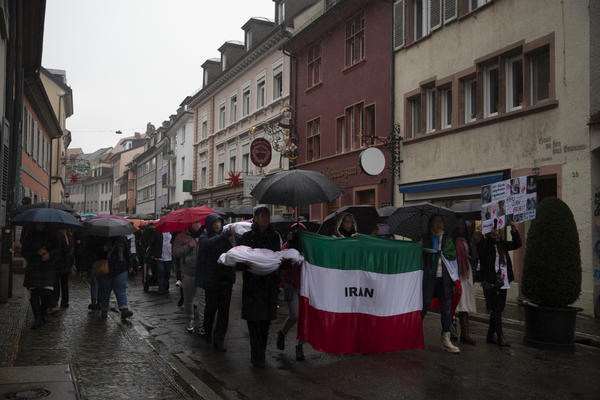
[165,106,194,208]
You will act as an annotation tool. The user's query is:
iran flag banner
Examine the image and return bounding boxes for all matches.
[298,231,425,354]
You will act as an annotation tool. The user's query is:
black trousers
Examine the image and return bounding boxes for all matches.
[52,273,69,307]
[247,320,271,364]
[203,280,233,343]
[30,288,53,321]
[484,288,507,335]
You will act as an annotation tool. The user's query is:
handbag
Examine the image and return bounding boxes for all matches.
[481,269,504,291]
[92,259,109,276]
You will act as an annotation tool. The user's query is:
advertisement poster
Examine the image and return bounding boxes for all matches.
[481,175,537,234]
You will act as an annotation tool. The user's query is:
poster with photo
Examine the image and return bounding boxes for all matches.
[481,175,536,234]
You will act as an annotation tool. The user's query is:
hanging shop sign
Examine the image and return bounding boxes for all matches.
[481,175,537,234]
[250,138,272,168]
[359,147,386,176]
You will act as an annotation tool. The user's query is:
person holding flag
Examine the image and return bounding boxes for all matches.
[421,214,460,353]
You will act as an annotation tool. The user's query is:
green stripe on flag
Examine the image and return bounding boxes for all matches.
[299,231,423,274]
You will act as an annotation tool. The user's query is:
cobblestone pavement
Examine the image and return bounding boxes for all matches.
[8,271,600,400]
[12,275,196,400]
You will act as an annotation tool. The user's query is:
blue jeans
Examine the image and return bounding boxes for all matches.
[88,269,98,302]
[422,276,453,332]
[156,260,172,292]
[98,271,128,311]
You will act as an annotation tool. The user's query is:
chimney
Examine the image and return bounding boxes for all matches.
[134,132,141,139]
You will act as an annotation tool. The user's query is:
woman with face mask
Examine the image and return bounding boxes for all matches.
[477,221,521,347]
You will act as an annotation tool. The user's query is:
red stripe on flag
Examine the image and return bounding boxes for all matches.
[298,296,425,354]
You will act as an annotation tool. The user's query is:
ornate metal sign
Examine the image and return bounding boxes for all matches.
[250,138,272,168]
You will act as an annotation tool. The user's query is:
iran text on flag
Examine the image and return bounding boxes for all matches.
[298,231,425,354]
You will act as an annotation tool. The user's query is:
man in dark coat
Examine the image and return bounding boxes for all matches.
[51,229,74,309]
[21,223,61,328]
[196,213,233,351]
[237,206,283,368]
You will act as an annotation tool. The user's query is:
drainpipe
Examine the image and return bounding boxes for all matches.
[390,6,396,207]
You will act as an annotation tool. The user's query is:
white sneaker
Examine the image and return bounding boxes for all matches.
[175,280,182,288]
[186,320,195,333]
[441,332,460,353]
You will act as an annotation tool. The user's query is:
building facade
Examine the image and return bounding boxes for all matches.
[109,134,145,215]
[164,106,194,209]
[286,0,393,221]
[189,8,305,209]
[392,0,598,316]
[133,124,159,216]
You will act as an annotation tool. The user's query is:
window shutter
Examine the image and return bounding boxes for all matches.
[430,0,442,30]
[444,0,457,23]
[393,0,405,50]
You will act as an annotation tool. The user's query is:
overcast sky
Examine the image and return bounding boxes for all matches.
[42,0,275,153]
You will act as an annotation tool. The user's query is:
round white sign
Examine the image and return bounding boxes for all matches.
[359,147,386,176]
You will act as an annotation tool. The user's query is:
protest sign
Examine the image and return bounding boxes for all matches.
[481,175,537,234]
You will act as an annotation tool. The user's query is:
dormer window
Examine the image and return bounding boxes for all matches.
[277,1,285,25]
[222,54,227,71]
[203,70,208,87]
[245,30,252,50]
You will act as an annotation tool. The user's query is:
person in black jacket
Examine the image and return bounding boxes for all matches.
[51,229,74,309]
[96,235,133,321]
[477,221,522,347]
[237,206,283,368]
[196,213,233,351]
[21,223,61,329]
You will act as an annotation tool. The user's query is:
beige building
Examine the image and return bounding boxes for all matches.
[392,0,599,316]
[40,67,73,203]
[189,18,291,209]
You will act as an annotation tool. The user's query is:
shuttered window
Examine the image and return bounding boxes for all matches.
[444,0,457,23]
[430,0,442,31]
[393,0,405,50]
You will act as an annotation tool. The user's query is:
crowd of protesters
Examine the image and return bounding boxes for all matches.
[18,202,520,366]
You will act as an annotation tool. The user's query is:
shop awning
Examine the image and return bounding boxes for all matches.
[398,172,504,193]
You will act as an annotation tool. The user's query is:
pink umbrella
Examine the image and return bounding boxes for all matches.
[155,206,216,232]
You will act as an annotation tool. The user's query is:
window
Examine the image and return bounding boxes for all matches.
[222,53,227,71]
[245,30,252,50]
[306,118,320,161]
[201,119,208,139]
[273,69,283,100]
[276,1,285,24]
[217,163,225,184]
[353,103,364,148]
[230,95,237,123]
[181,156,185,175]
[180,126,185,144]
[464,79,477,122]
[531,46,550,105]
[484,64,499,117]
[242,151,249,174]
[218,104,226,130]
[426,88,436,133]
[470,0,491,11]
[365,104,375,144]
[200,167,207,188]
[393,0,405,50]
[414,0,428,40]
[440,87,452,129]
[307,43,322,87]
[409,96,421,137]
[203,70,208,87]
[242,87,251,116]
[506,56,523,111]
[256,79,265,109]
[345,12,365,67]
[336,116,345,153]
[229,155,236,172]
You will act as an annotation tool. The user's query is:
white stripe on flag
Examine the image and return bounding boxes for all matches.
[300,261,423,317]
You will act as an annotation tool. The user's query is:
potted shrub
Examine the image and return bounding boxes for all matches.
[521,197,582,350]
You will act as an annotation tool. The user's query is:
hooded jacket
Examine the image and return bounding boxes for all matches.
[172,229,200,277]
[333,212,358,237]
[237,221,282,321]
[195,213,233,289]
[21,226,61,289]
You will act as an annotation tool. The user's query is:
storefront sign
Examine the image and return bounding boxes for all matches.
[323,167,357,180]
[250,138,272,168]
[481,175,537,234]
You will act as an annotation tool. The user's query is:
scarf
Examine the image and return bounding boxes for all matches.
[455,237,469,280]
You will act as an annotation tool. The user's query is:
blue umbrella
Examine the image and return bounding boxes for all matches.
[12,207,82,229]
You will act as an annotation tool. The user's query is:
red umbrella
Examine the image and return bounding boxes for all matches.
[154,206,216,232]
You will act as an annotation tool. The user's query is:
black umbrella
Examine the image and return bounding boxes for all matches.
[212,207,233,217]
[231,204,254,218]
[450,200,482,221]
[83,217,136,237]
[386,202,457,241]
[270,215,296,235]
[12,207,82,229]
[250,170,342,207]
[318,205,380,236]
[11,202,76,217]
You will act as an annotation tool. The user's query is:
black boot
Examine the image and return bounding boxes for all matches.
[486,312,497,344]
[495,316,511,347]
[213,340,227,352]
[276,330,285,350]
[295,344,305,361]
[120,308,133,320]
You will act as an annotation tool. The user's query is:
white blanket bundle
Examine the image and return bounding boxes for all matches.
[218,245,304,275]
